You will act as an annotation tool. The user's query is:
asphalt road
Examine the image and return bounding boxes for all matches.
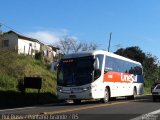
[0,95,160,120]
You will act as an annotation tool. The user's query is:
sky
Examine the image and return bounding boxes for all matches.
[1,0,160,58]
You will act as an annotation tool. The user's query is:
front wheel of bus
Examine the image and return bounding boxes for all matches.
[101,88,110,103]
[73,99,81,104]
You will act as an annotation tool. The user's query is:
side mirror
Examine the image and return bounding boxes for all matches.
[104,67,112,73]
[94,58,100,70]
[94,69,101,79]
[104,68,109,73]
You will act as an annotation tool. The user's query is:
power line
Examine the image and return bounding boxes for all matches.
[0,22,39,40]
[0,22,46,45]
[0,22,41,48]
[0,22,24,35]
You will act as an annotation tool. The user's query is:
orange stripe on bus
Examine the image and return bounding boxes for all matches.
[103,72,135,83]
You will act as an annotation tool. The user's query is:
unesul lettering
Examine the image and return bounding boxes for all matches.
[121,73,137,82]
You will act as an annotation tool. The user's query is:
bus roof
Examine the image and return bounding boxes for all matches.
[62,50,141,65]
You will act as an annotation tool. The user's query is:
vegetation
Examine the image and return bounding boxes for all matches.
[115,46,160,93]
[0,49,57,108]
[57,36,97,54]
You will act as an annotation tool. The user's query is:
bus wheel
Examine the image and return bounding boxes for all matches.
[101,88,110,103]
[73,99,81,104]
[127,88,137,100]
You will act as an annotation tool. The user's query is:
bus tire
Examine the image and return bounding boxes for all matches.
[101,88,110,103]
[73,99,81,104]
[127,88,137,100]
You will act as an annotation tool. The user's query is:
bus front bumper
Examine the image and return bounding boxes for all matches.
[57,91,92,100]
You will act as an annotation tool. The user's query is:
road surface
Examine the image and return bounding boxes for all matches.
[0,95,160,120]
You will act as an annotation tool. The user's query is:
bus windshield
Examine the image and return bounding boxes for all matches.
[57,56,94,86]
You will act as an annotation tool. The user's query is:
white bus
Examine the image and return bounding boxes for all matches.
[57,50,144,104]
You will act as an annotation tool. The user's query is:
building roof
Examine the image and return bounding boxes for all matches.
[47,45,60,51]
[5,30,43,45]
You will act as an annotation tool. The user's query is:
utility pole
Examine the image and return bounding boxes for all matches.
[0,24,2,42]
[0,24,2,35]
[0,23,2,31]
[108,32,112,52]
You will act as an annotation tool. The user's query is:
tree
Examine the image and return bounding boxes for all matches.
[115,46,145,64]
[57,36,97,54]
[142,53,158,85]
[115,46,159,86]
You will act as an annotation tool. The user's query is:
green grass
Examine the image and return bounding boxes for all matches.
[143,79,154,95]
[0,50,57,108]
[0,73,17,91]
[144,87,151,95]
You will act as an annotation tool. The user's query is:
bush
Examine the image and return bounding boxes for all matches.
[0,74,17,91]
[17,78,25,93]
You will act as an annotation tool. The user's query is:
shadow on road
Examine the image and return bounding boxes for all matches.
[46,95,158,107]
[0,90,58,109]
[134,95,160,103]
[1,92,158,110]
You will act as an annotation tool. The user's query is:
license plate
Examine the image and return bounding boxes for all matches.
[69,95,76,98]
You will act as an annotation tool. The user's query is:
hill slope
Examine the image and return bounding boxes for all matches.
[0,49,57,108]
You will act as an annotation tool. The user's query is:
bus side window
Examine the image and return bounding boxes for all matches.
[105,56,113,73]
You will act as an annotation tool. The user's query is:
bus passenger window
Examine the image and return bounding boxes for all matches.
[94,55,104,80]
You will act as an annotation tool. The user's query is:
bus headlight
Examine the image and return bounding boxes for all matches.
[83,86,91,91]
[57,87,62,92]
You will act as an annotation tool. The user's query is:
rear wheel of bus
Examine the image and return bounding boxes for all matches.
[127,87,137,100]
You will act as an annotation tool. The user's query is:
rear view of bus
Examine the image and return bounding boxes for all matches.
[57,50,144,104]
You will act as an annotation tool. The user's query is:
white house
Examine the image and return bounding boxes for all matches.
[0,31,42,55]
